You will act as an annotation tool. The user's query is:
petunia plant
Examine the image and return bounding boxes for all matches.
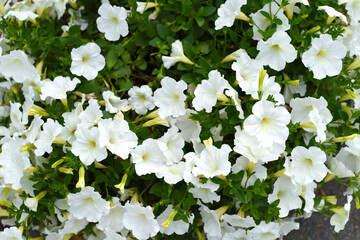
[0,0,360,239]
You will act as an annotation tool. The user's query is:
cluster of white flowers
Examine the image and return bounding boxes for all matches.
[0,0,360,239]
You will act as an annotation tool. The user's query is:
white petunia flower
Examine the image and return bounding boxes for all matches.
[155,162,185,184]
[78,98,103,128]
[0,139,31,190]
[192,70,230,113]
[268,177,302,217]
[339,0,360,24]
[284,79,306,104]
[0,50,37,83]
[232,156,268,187]
[318,5,348,24]
[339,24,360,57]
[221,214,256,228]
[123,202,160,240]
[97,198,125,232]
[234,128,285,163]
[285,146,328,185]
[71,127,108,166]
[128,85,155,115]
[102,90,128,114]
[67,186,110,222]
[243,100,290,147]
[290,96,332,142]
[330,195,352,232]
[302,34,347,79]
[249,73,285,105]
[10,101,25,132]
[153,77,187,119]
[334,136,360,174]
[250,2,290,40]
[70,42,106,80]
[157,126,184,165]
[98,118,138,159]
[40,76,80,101]
[192,144,232,178]
[130,138,166,176]
[248,221,280,240]
[256,30,297,71]
[157,205,194,235]
[214,0,247,30]
[173,109,202,143]
[58,214,89,238]
[275,0,309,19]
[290,96,332,124]
[4,2,38,21]
[136,1,159,20]
[0,226,25,239]
[96,3,129,41]
[199,205,222,238]
[34,118,63,156]
[231,50,263,94]
[162,40,193,69]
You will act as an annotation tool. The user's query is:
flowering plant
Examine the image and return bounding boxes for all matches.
[0,0,360,239]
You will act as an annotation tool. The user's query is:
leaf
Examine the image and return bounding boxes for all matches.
[202,6,216,17]
[156,24,171,40]
[260,11,271,20]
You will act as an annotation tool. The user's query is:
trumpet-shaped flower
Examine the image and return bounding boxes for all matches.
[290,96,332,124]
[78,98,103,128]
[130,139,166,176]
[189,180,221,203]
[162,40,193,69]
[256,31,297,71]
[243,100,290,147]
[302,34,346,79]
[250,2,290,40]
[234,128,285,163]
[34,119,63,156]
[58,214,89,238]
[231,50,263,94]
[199,205,222,238]
[97,198,125,232]
[268,177,302,217]
[248,221,281,240]
[4,2,38,21]
[330,195,352,232]
[128,85,155,115]
[96,3,128,41]
[214,0,247,30]
[0,139,31,190]
[102,90,128,114]
[155,162,185,184]
[192,144,232,178]
[0,227,24,239]
[157,126,184,165]
[71,127,108,166]
[98,118,138,159]
[318,6,348,24]
[67,186,110,222]
[153,77,187,119]
[157,205,194,235]
[0,50,37,83]
[70,42,105,80]
[285,146,328,185]
[339,0,360,23]
[192,70,230,113]
[123,202,160,240]
[40,76,80,101]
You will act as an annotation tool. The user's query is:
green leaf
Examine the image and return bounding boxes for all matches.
[202,6,217,17]
[156,24,171,40]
